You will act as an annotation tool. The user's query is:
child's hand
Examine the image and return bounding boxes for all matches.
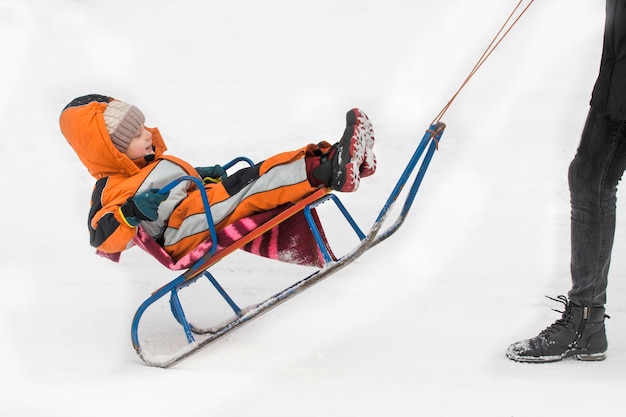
[120,189,170,226]
[196,165,227,183]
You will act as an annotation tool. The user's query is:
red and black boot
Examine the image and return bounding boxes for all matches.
[306,108,374,192]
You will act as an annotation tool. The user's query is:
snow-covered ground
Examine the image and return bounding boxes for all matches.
[2,0,625,415]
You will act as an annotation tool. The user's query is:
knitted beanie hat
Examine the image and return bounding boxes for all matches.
[103,100,145,152]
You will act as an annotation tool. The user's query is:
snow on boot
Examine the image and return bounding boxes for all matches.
[359,112,376,178]
[506,295,608,363]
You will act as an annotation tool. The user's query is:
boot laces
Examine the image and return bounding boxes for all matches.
[538,295,573,338]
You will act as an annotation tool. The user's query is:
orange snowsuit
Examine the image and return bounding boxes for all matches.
[60,95,324,262]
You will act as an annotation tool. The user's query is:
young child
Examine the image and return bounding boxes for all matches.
[60,94,376,262]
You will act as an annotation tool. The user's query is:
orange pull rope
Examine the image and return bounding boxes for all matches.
[430,0,535,127]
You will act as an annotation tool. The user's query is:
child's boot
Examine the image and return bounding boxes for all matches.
[307,108,372,192]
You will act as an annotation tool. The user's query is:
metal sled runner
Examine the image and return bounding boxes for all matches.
[130,122,445,367]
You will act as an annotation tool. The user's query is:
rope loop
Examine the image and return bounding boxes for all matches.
[426,122,447,150]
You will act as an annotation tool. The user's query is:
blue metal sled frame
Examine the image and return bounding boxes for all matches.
[131,122,446,367]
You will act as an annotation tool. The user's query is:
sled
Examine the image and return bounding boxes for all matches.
[130,122,446,367]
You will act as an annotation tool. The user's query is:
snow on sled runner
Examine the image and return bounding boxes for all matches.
[125,123,445,367]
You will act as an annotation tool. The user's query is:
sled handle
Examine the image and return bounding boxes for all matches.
[157,175,219,257]
[222,156,254,170]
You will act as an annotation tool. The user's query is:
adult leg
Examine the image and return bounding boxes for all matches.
[506,108,626,362]
[568,109,626,306]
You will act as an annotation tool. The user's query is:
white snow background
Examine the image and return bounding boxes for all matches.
[1,0,624,416]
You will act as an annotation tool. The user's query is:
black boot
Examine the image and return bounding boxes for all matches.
[506,295,608,363]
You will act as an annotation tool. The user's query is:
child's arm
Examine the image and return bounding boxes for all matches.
[89,208,138,254]
[89,181,170,254]
[88,180,138,254]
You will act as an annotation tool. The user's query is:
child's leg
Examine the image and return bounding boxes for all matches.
[162,108,376,261]
[162,145,319,261]
[212,146,319,227]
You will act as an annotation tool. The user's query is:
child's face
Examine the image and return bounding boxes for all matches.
[124,126,154,160]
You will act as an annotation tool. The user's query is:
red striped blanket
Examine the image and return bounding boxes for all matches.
[97,206,333,270]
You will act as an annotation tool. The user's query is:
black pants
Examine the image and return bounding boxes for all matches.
[568,107,626,306]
